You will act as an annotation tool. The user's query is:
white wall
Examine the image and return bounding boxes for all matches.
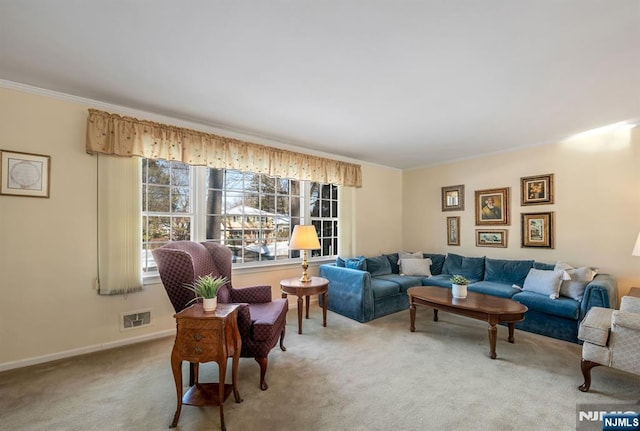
[0,86,400,368]
[402,126,640,298]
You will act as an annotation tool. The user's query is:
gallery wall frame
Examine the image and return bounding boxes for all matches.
[441,184,465,211]
[476,229,508,248]
[0,149,51,198]
[475,187,510,225]
[447,216,460,246]
[521,173,554,206]
[521,212,554,248]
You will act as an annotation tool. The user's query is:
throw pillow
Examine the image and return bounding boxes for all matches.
[560,266,596,301]
[401,258,433,277]
[344,256,366,271]
[522,268,563,299]
[398,250,423,273]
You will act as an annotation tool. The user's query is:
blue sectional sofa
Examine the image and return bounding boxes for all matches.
[319,252,618,343]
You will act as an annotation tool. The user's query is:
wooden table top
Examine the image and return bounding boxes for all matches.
[407,286,528,315]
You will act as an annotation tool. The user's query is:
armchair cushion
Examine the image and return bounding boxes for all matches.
[621,295,640,314]
[229,284,273,303]
[578,307,613,346]
[613,309,640,331]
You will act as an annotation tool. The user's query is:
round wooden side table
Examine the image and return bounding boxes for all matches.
[280,276,329,334]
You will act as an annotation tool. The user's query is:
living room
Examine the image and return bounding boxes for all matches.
[1,2,639,430]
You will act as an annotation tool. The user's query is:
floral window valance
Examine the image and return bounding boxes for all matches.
[86,109,362,188]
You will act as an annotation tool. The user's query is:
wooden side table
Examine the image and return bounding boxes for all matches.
[170,303,243,431]
[629,287,640,298]
[280,276,329,334]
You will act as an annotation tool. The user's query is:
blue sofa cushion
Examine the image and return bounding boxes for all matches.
[534,261,555,271]
[376,274,424,292]
[366,255,392,276]
[468,281,521,298]
[512,291,580,320]
[383,253,400,274]
[345,256,366,270]
[370,278,400,299]
[424,253,446,275]
[484,257,534,286]
[442,253,485,282]
[422,274,453,288]
[336,256,366,270]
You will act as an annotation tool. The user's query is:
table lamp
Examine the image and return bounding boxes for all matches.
[633,232,640,256]
[289,225,321,282]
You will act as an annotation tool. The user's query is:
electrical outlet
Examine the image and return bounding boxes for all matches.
[120,309,151,331]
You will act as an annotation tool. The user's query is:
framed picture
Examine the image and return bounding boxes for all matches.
[476,229,508,248]
[521,212,554,248]
[521,174,554,205]
[0,150,51,198]
[447,216,460,246]
[441,184,464,211]
[475,187,510,225]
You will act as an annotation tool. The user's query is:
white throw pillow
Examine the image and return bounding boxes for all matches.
[398,251,423,273]
[401,258,433,277]
[554,261,596,301]
[522,268,563,299]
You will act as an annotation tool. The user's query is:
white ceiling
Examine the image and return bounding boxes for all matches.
[1,1,638,169]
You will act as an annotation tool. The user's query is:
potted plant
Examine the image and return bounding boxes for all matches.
[183,274,228,312]
[450,274,469,299]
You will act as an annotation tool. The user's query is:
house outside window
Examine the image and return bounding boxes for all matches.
[141,158,338,275]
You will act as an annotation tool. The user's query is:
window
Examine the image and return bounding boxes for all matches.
[142,159,338,275]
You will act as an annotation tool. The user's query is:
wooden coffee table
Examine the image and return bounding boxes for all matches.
[408,286,528,359]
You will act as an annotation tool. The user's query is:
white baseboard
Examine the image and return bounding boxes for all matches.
[0,329,175,372]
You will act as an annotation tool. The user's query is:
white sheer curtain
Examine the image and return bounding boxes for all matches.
[96,154,143,295]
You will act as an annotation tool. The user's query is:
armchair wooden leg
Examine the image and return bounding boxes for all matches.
[188,362,196,386]
[579,359,600,392]
[279,327,287,351]
[255,357,269,391]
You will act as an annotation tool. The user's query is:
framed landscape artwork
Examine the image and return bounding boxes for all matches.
[521,174,554,206]
[521,212,554,248]
[0,149,50,198]
[447,216,460,246]
[475,187,510,225]
[441,184,464,211]
[476,229,508,248]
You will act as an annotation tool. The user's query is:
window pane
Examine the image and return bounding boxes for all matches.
[147,186,170,212]
[171,186,190,213]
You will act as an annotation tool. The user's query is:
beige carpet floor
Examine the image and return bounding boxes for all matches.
[1,307,639,431]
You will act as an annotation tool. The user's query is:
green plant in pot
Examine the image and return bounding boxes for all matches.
[183,274,228,312]
[450,274,469,299]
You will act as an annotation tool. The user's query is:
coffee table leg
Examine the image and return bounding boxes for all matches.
[410,303,416,332]
[297,296,303,334]
[433,309,439,322]
[508,323,515,343]
[488,322,497,359]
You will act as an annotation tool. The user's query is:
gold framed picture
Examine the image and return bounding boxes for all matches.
[0,149,51,198]
[441,184,464,211]
[521,212,554,248]
[475,187,509,225]
[476,229,508,247]
[521,174,554,205]
[447,216,460,246]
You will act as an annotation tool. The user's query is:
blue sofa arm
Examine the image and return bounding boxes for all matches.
[319,264,374,323]
[580,274,618,318]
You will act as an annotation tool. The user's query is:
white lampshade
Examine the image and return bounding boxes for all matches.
[289,225,321,250]
[633,232,640,256]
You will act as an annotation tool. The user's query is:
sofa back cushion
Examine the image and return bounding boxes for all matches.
[423,253,446,275]
[383,253,400,274]
[485,257,534,287]
[366,255,392,276]
[442,253,485,282]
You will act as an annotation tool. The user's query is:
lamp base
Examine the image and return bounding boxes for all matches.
[300,250,311,283]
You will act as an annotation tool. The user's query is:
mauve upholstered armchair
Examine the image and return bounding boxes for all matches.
[577,295,640,392]
[152,241,288,390]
